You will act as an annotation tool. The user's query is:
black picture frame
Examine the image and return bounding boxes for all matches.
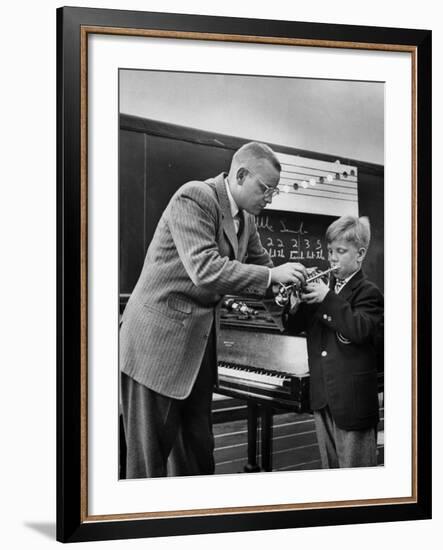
[57,6,432,543]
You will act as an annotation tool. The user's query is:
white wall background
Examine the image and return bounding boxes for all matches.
[0,1,438,549]
[120,71,384,164]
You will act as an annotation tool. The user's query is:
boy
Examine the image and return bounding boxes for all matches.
[284,216,384,468]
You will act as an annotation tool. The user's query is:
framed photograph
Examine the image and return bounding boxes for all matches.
[57,6,431,543]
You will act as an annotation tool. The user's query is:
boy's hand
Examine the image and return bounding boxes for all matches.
[300,280,330,304]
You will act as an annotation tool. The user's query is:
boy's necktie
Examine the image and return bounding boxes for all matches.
[334,278,346,294]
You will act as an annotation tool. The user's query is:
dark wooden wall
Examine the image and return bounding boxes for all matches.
[119,114,384,301]
[358,170,385,294]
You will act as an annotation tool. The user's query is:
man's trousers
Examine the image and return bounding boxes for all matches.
[121,333,216,478]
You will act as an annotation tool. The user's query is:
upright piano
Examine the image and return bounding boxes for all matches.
[215,296,310,472]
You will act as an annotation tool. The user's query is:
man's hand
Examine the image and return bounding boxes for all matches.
[270,262,307,287]
[300,280,329,304]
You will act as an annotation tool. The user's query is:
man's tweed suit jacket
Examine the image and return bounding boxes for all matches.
[120,173,273,399]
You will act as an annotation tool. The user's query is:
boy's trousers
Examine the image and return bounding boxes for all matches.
[314,405,378,468]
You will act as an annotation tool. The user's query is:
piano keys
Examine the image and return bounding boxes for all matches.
[216,328,310,413]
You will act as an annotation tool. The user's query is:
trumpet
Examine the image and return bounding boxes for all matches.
[274,266,339,307]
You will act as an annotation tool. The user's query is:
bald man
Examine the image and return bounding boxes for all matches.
[120,142,307,478]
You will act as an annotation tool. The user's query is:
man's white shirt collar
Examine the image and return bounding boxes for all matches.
[224,177,239,220]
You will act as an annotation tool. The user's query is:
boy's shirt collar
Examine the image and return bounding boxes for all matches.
[334,268,361,293]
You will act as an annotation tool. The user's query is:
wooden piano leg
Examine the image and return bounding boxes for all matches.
[260,406,274,472]
[244,403,261,473]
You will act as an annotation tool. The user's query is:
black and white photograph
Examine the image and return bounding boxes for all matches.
[0,0,437,547]
[53,5,431,544]
[118,70,385,480]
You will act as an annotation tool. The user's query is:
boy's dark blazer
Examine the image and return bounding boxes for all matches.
[284,270,384,430]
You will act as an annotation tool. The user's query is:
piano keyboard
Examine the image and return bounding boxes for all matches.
[218,362,292,390]
[216,323,310,412]
[216,361,310,412]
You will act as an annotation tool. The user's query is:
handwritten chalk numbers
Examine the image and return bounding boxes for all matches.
[256,212,334,266]
[266,236,285,259]
[315,239,325,260]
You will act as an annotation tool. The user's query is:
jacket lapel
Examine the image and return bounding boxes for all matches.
[215,174,238,258]
[335,269,365,301]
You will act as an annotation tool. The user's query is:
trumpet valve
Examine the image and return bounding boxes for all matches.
[275,285,290,307]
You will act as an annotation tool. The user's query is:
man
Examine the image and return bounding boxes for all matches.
[120,141,307,478]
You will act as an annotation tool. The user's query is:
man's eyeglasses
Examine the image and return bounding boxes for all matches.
[246,169,280,199]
